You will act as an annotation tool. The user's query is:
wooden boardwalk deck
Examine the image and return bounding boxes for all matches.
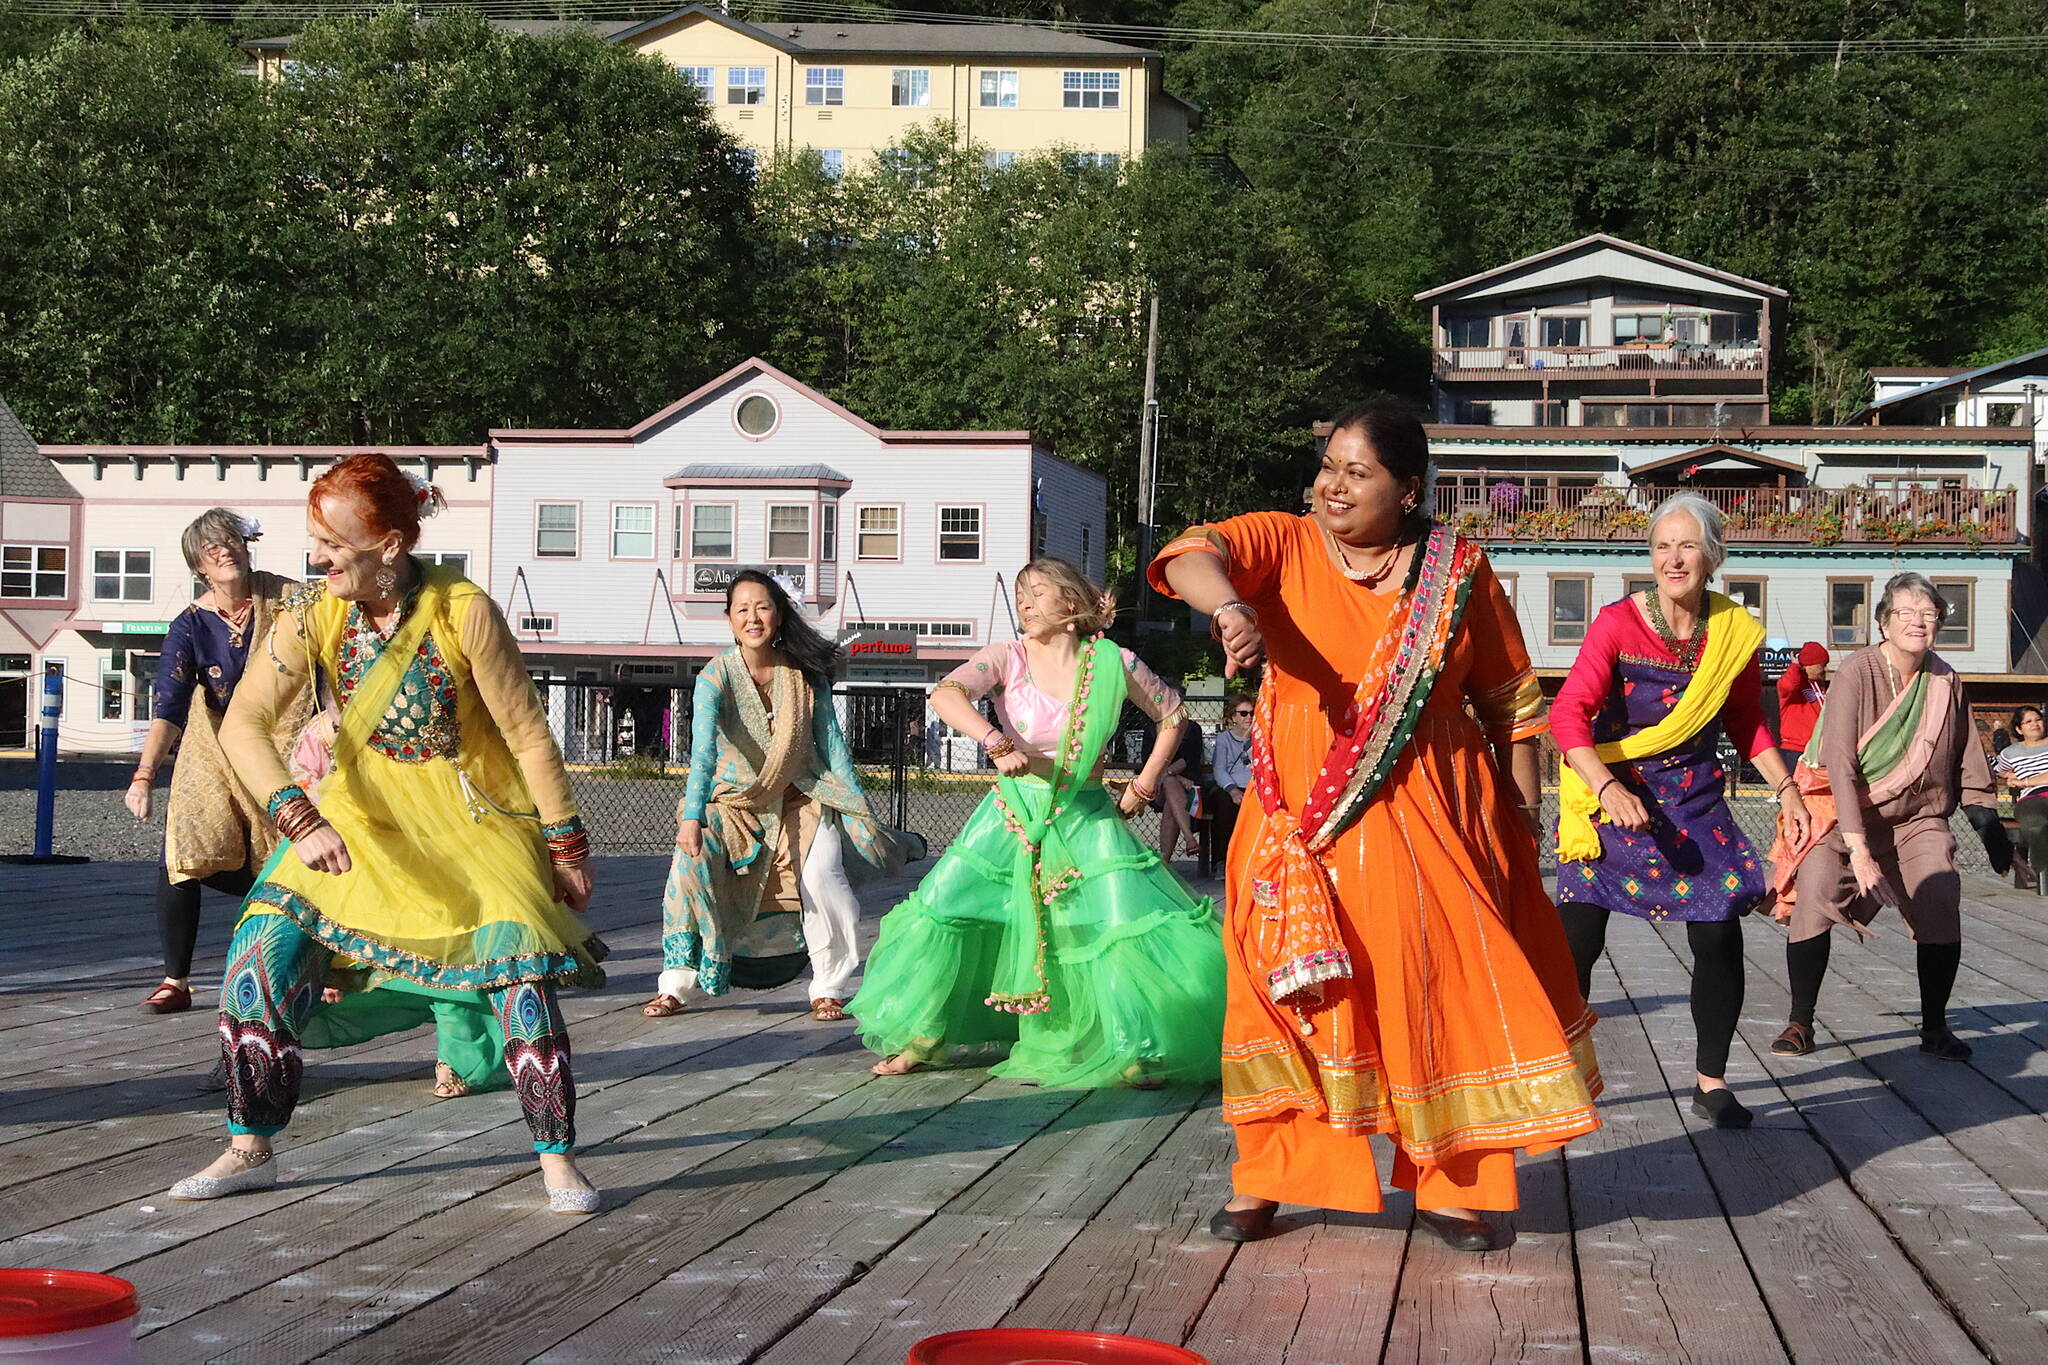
[2,855,2045,1364]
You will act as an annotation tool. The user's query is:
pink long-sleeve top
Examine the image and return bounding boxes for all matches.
[1550,597,1775,759]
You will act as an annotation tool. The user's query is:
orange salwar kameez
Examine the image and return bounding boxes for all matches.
[1150,513,1601,1212]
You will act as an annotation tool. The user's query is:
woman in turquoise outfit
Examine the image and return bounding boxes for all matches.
[850,557,1224,1088]
[647,570,896,1020]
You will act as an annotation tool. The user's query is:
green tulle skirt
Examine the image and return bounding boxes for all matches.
[848,779,1225,1088]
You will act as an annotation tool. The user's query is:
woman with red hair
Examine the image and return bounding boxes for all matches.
[170,453,607,1213]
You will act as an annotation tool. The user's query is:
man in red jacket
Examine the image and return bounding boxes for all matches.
[1776,641,1830,770]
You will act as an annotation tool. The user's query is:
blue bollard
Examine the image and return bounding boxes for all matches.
[33,662,59,859]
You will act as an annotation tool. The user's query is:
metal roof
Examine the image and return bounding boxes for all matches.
[1849,343,2048,422]
[0,397,80,500]
[669,462,851,482]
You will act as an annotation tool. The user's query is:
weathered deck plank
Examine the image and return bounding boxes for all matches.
[0,858,2040,1365]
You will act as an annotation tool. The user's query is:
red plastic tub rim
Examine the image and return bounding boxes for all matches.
[906,1327,1209,1365]
[0,1270,139,1338]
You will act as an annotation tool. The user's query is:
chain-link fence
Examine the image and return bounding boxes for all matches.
[544,677,2005,879]
[539,678,1236,856]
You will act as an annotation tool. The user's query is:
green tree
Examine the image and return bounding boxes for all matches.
[0,21,279,441]
[264,8,760,441]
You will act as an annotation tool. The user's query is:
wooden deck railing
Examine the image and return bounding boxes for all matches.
[1433,343,1766,375]
[1436,483,2018,546]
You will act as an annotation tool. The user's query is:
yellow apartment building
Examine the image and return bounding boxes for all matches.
[243,4,1200,172]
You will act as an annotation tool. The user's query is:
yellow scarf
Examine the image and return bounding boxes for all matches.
[1556,591,1763,863]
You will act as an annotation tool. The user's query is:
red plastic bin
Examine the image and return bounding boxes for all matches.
[906,1328,1209,1365]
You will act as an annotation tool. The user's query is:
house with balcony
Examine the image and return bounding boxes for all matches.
[1408,239,2042,706]
[243,4,1198,174]
[1417,234,1779,430]
[488,356,1104,756]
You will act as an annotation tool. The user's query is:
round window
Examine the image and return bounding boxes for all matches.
[735,394,778,437]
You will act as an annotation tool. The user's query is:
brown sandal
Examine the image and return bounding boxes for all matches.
[810,998,846,1022]
[141,982,192,1014]
[1771,1021,1815,1056]
[641,993,687,1018]
[431,1061,472,1099]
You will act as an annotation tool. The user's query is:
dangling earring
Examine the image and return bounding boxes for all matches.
[1401,493,1419,514]
[771,631,784,649]
[376,558,397,596]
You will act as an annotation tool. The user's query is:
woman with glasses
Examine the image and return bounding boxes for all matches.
[1769,572,1997,1061]
[125,509,312,1016]
[1208,696,1255,854]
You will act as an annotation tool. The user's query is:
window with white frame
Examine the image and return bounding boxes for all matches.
[612,505,655,558]
[516,613,557,634]
[1062,70,1120,108]
[535,504,579,558]
[1062,151,1120,172]
[805,67,844,105]
[1,545,67,598]
[101,668,125,721]
[1933,578,1974,650]
[1442,316,1490,347]
[857,506,901,560]
[978,69,1018,107]
[820,501,838,561]
[678,65,714,99]
[985,150,1019,170]
[767,505,811,560]
[691,504,734,559]
[91,549,153,603]
[938,506,982,561]
[733,147,757,177]
[819,148,844,179]
[891,68,930,107]
[727,66,765,105]
[414,550,469,576]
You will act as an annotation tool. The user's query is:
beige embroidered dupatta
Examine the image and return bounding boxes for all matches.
[164,571,313,883]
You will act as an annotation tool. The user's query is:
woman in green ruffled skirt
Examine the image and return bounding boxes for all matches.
[849,559,1224,1089]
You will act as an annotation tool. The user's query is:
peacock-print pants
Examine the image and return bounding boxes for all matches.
[218,913,576,1152]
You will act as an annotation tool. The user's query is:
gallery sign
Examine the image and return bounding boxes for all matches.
[690,563,807,595]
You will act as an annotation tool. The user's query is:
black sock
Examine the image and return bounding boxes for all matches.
[1917,942,1963,1036]
[1786,934,1832,1028]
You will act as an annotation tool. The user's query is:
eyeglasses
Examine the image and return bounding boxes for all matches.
[1231,710,1254,718]
[1887,609,1942,625]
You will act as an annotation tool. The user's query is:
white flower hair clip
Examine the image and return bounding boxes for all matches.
[401,468,447,519]
[238,516,264,542]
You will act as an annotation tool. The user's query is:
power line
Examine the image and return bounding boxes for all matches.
[10,0,2048,59]
[1208,121,2048,198]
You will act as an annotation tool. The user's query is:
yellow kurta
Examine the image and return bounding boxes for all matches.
[219,566,604,991]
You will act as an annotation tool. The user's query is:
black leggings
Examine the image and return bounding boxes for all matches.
[1560,903,1746,1079]
[1787,933,1963,1036]
[157,863,256,980]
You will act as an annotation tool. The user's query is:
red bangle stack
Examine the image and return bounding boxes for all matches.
[546,827,591,867]
[274,796,329,843]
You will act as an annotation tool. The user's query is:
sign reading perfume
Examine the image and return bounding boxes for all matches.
[844,627,919,660]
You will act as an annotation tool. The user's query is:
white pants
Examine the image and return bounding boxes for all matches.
[657,814,863,1003]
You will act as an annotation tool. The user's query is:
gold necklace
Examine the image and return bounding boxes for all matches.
[1330,532,1402,586]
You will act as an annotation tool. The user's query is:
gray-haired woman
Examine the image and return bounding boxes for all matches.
[1768,572,1996,1061]
[1550,493,1809,1128]
[125,509,310,1015]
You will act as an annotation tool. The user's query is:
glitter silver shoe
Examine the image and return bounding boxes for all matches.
[546,1183,600,1215]
[168,1146,277,1201]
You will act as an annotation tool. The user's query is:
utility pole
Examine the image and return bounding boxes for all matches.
[1135,292,1161,613]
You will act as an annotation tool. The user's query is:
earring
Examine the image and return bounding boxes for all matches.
[376,559,396,595]
[1401,495,1418,513]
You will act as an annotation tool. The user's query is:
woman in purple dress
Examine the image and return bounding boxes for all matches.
[1551,495,1810,1129]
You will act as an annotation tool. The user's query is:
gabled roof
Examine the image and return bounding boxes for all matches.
[1415,233,1787,305]
[491,357,1035,447]
[1849,343,2048,422]
[608,5,1162,59]
[0,397,80,500]
[1627,444,1806,479]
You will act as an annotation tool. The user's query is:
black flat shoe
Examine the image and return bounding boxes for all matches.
[1690,1086,1753,1129]
[1920,1030,1973,1061]
[1207,1202,1277,1243]
[1415,1208,1502,1253]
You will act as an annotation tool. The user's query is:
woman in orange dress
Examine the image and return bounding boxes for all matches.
[1150,403,1600,1252]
